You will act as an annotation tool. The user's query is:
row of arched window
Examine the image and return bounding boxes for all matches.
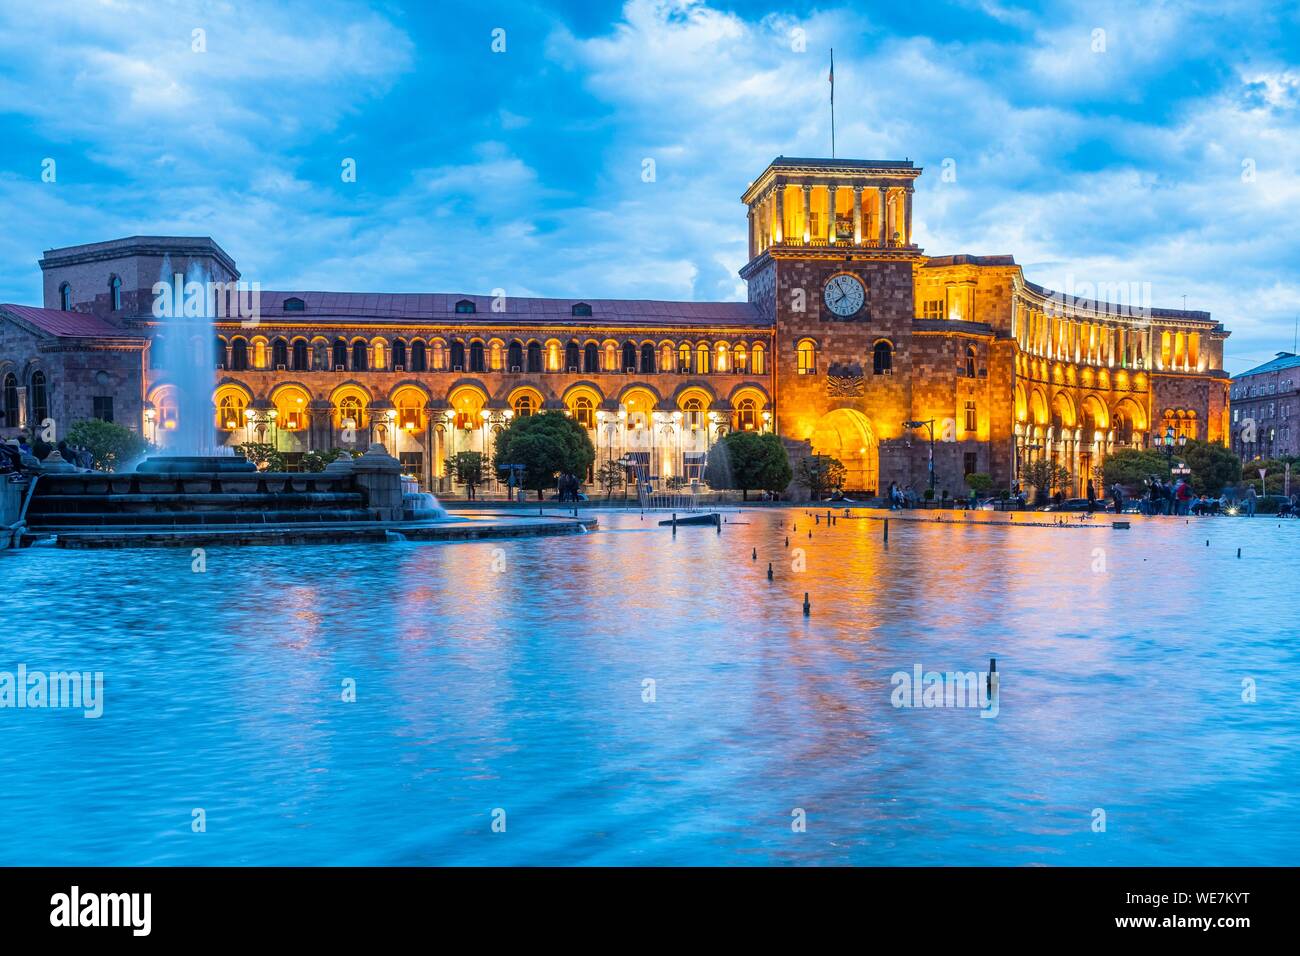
[1,371,48,428]
[205,336,769,375]
[795,339,897,376]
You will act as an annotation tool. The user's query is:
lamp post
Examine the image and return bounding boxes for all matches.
[904,419,937,497]
[1162,425,1186,477]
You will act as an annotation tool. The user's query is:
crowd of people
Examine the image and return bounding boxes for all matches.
[0,433,95,480]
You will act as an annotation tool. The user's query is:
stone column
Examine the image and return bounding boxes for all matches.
[827,185,838,244]
[800,184,811,243]
[307,400,333,452]
[878,186,889,245]
[853,186,863,245]
[903,187,914,246]
[774,185,784,243]
[748,208,755,259]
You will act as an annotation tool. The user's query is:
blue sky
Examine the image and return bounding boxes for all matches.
[0,0,1296,374]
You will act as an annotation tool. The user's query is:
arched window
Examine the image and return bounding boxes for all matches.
[641,343,656,373]
[291,340,308,371]
[734,344,748,373]
[583,343,599,373]
[252,339,269,369]
[678,343,692,373]
[526,342,542,373]
[217,392,247,430]
[372,340,387,370]
[604,342,618,371]
[734,398,757,431]
[110,276,122,311]
[696,343,711,374]
[432,340,447,371]
[395,391,423,432]
[489,340,503,371]
[683,397,705,430]
[272,338,289,369]
[450,340,465,370]
[752,344,766,375]
[410,341,427,372]
[513,394,535,417]
[660,343,674,372]
[332,338,348,369]
[150,337,166,370]
[507,341,524,371]
[965,345,977,377]
[622,342,637,372]
[2,373,18,428]
[351,341,368,371]
[230,339,249,371]
[215,337,227,368]
[572,396,595,428]
[469,341,485,372]
[796,339,816,375]
[715,342,730,372]
[392,339,407,370]
[59,283,71,311]
[338,396,364,431]
[565,341,580,372]
[873,341,893,375]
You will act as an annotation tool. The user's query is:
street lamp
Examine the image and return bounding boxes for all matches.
[903,419,937,497]
[1162,425,1187,477]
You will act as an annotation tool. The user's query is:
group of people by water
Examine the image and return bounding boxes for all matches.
[0,434,94,479]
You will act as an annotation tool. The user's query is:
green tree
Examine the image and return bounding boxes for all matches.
[1101,448,1168,494]
[66,418,151,472]
[595,459,625,500]
[1023,458,1071,504]
[444,451,486,499]
[492,411,595,500]
[299,447,360,473]
[702,431,792,500]
[795,454,846,500]
[235,442,285,472]
[1180,440,1241,495]
[965,472,994,496]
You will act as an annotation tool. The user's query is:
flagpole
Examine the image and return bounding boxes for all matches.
[829,48,835,158]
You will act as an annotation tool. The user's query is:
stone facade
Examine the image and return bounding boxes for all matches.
[0,157,1234,499]
[1229,352,1300,461]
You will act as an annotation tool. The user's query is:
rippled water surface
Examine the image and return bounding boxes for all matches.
[2,510,1296,865]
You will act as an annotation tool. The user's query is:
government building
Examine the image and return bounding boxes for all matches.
[0,156,1232,498]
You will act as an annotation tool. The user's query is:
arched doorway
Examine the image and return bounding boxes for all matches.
[810,408,878,494]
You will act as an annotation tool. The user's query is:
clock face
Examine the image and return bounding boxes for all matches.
[824,273,865,317]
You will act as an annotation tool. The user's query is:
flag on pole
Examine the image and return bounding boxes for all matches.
[829,49,836,158]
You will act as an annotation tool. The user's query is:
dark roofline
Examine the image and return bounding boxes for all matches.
[1232,352,1300,379]
[769,156,916,169]
[40,236,239,279]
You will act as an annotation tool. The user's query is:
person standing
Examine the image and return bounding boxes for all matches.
[1110,481,1124,515]
[1244,484,1257,517]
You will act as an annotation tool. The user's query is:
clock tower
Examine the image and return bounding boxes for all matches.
[740,156,923,494]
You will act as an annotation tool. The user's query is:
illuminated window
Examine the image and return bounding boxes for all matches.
[751,344,766,375]
[734,344,748,372]
[513,394,535,417]
[572,396,595,428]
[965,345,977,378]
[796,339,816,375]
[337,396,364,431]
[735,398,757,430]
[715,342,730,372]
[395,391,423,431]
[677,343,692,372]
[965,400,976,432]
[373,340,387,370]
[217,392,247,430]
[683,397,705,430]
[696,343,711,374]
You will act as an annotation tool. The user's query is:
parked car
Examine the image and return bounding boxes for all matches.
[548,491,589,501]
[1041,497,1094,512]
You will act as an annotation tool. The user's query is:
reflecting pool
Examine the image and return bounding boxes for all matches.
[1,510,1296,865]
